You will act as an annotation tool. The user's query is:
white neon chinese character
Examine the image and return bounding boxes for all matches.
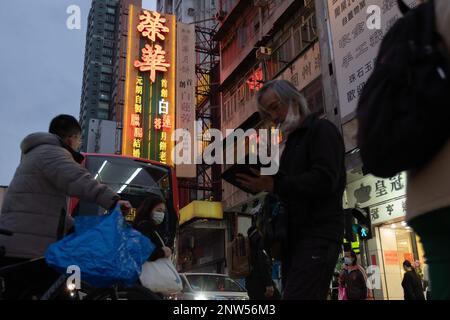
[159,99,169,115]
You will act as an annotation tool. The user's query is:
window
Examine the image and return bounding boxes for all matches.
[99,93,110,101]
[106,14,115,23]
[293,27,302,56]
[105,31,115,40]
[100,83,110,92]
[278,39,293,65]
[104,40,114,48]
[98,109,109,119]
[102,57,112,65]
[98,102,109,110]
[101,65,112,74]
[103,48,113,57]
[101,74,112,82]
[107,7,116,14]
[104,23,115,31]
[301,14,316,48]
[237,24,247,49]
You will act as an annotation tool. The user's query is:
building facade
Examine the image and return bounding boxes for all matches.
[0,186,7,215]
[80,0,141,152]
[157,0,230,274]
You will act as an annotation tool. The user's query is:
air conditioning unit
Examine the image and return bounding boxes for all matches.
[256,47,272,60]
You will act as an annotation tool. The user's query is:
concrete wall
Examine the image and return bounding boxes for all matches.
[87,119,118,154]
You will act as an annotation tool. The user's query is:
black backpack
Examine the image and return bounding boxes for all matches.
[356,0,450,178]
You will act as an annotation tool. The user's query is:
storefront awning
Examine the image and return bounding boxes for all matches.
[179,200,223,226]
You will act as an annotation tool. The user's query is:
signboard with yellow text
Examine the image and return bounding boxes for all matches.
[122,6,176,165]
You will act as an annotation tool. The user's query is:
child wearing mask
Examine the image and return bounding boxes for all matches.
[132,194,172,261]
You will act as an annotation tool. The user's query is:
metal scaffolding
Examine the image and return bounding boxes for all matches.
[177,20,222,205]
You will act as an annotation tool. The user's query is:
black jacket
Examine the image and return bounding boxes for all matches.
[402,271,425,300]
[273,113,346,245]
[133,220,166,261]
[247,230,272,287]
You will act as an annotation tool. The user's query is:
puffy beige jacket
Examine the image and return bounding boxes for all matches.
[0,133,118,258]
[406,0,450,221]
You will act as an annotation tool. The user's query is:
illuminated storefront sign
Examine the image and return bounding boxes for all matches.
[123,6,175,165]
[247,68,263,91]
[134,44,170,83]
[131,76,144,158]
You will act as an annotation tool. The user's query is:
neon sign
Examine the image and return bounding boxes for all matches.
[134,11,171,83]
[123,7,175,165]
[137,11,169,42]
[132,75,144,158]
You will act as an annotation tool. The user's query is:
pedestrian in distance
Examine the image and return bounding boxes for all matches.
[402,260,425,301]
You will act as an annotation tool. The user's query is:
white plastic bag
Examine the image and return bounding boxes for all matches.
[139,258,183,294]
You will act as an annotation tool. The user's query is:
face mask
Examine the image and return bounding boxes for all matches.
[280,102,301,139]
[344,257,354,265]
[152,210,165,225]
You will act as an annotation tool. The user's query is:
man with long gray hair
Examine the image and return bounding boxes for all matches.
[237,80,346,299]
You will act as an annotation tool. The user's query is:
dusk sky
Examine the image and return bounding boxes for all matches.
[0,0,156,185]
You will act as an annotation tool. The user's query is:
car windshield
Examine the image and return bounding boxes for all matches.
[87,156,170,195]
[78,155,171,217]
[186,275,245,293]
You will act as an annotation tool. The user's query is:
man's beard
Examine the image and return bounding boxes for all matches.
[279,102,302,141]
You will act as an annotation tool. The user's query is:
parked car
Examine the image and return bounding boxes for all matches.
[173,273,249,300]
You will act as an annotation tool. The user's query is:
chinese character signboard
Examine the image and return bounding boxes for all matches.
[369,197,407,225]
[346,172,407,209]
[175,23,196,178]
[122,6,176,165]
[326,0,417,121]
[277,42,321,91]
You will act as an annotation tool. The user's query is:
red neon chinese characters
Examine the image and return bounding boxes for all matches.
[162,114,172,129]
[134,127,143,139]
[130,114,141,127]
[134,44,170,83]
[154,118,162,130]
[247,68,263,91]
[137,11,169,42]
[154,116,171,131]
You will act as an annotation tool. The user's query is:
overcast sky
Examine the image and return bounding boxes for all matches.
[0,0,156,186]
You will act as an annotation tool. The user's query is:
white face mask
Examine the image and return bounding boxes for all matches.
[279,102,301,139]
[152,210,165,225]
[344,257,354,265]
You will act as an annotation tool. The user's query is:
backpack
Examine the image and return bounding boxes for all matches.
[226,233,251,279]
[356,0,450,178]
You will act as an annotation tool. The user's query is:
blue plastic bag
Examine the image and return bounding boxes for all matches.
[45,205,155,288]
